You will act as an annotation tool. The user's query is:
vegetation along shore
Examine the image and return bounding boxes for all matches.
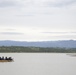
[0,46,76,53]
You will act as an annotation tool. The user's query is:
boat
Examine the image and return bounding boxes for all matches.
[0,57,13,62]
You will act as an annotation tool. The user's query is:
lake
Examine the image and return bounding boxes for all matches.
[0,53,76,75]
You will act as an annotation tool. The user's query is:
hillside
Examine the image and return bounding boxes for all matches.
[0,40,76,48]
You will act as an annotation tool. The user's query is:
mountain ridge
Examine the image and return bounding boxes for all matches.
[0,40,76,48]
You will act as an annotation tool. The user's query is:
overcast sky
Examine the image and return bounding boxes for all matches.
[0,0,76,41]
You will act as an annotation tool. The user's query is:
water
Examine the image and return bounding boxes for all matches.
[0,53,76,75]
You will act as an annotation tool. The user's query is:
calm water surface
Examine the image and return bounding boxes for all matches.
[0,53,76,75]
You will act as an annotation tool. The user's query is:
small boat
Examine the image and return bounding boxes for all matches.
[0,57,13,62]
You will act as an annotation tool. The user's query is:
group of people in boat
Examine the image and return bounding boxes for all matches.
[0,56,13,60]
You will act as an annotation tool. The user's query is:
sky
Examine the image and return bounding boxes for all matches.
[0,0,76,41]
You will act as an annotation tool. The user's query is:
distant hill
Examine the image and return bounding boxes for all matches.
[0,40,76,48]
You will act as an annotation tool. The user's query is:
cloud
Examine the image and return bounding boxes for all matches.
[54,35,76,39]
[0,0,22,8]
[16,14,34,17]
[0,32,24,35]
[0,0,16,7]
[5,28,16,31]
[0,0,75,8]
[43,0,76,7]
[42,32,76,34]
[0,0,76,41]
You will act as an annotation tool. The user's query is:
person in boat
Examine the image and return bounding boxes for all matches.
[0,56,13,61]
[8,57,13,60]
[0,57,2,60]
[5,57,8,60]
[0,57,5,60]
[2,56,4,60]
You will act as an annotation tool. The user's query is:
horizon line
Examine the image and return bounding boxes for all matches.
[0,39,76,42]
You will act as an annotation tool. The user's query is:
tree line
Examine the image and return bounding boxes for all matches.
[0,46,76,53]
